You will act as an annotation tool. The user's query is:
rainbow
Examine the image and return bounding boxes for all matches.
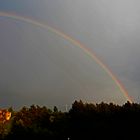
[0,11,133,103]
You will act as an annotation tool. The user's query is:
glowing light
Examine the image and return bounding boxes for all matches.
[0,110,11,123]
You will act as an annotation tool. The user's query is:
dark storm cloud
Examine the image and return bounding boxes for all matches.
[0,0,140,108]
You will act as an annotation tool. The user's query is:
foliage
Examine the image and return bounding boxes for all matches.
[1,101,140,139]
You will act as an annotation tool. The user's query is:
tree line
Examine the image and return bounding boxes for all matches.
[1,100,140,139]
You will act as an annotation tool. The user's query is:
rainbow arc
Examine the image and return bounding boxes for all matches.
[0,12,133,103]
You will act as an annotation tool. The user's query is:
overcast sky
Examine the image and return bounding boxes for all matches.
[0,0,140,109]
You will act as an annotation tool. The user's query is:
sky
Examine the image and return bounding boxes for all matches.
[0,0,140,109]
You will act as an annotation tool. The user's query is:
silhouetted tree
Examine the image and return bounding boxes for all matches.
[2,100,140,139]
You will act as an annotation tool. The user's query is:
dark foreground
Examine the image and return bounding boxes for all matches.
[1,100,140,140]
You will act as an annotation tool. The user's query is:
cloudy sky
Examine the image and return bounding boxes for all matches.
[0,0,140,109]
